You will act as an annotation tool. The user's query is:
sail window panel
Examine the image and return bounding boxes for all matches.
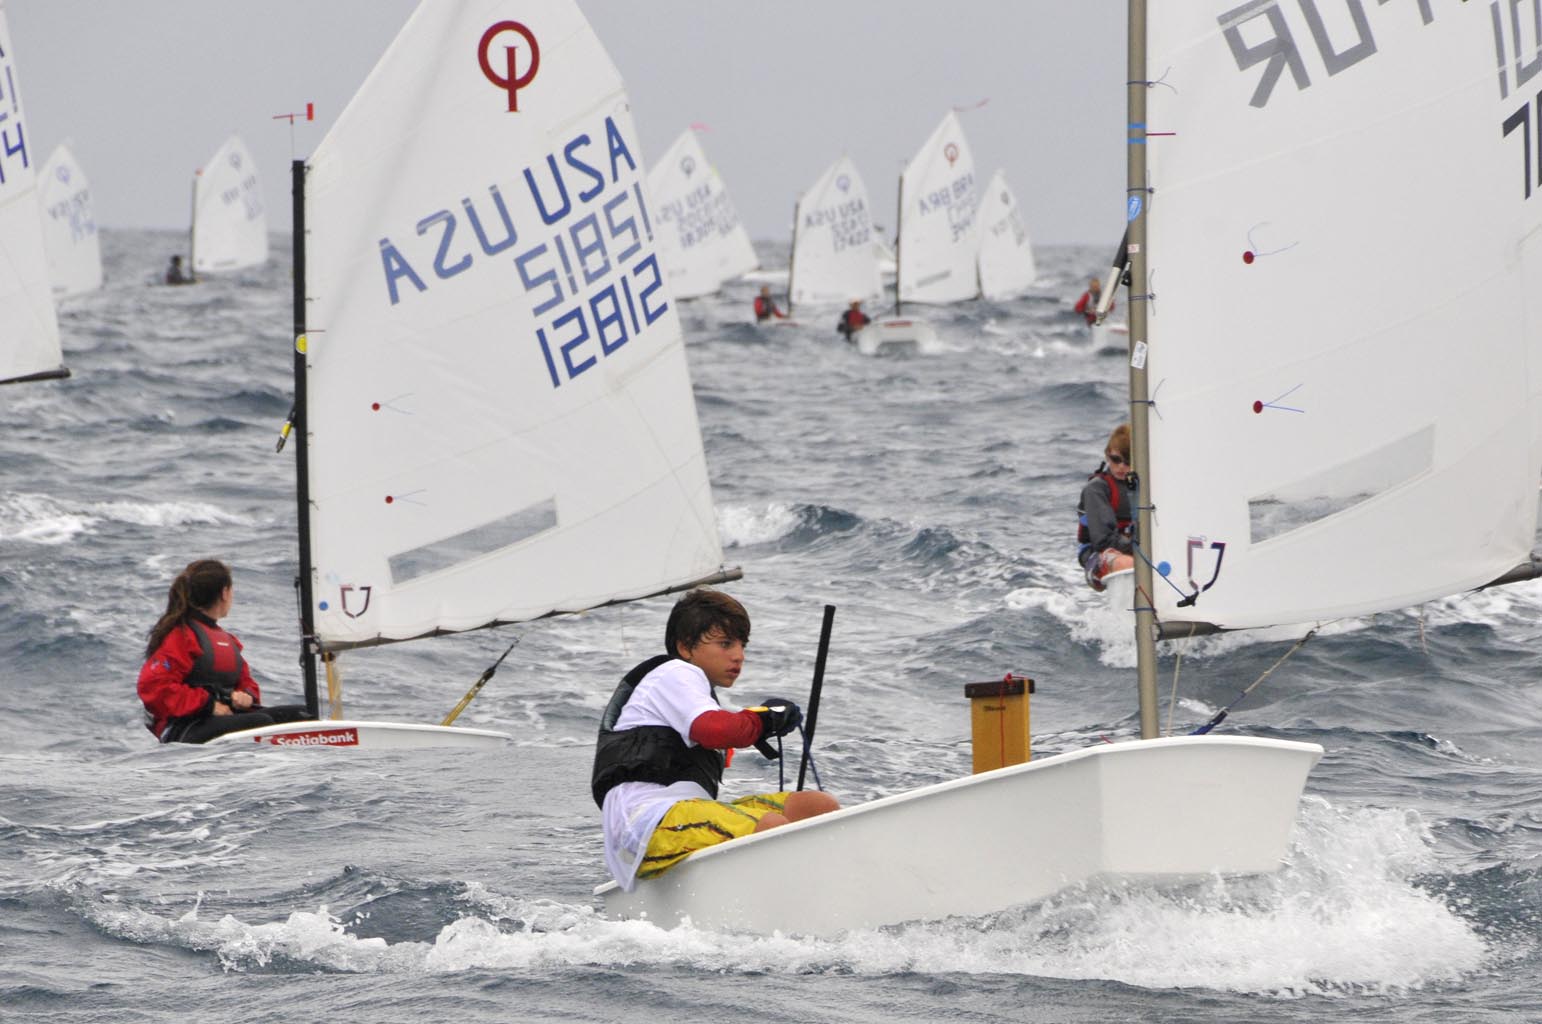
[387,498,558,584]
[1247,426,1433,544]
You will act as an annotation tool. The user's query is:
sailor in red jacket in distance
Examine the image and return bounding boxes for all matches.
[138,559,311,743]
[836,299,870,341]
[753,285,786,323]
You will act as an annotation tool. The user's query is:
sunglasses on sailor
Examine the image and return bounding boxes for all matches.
[1106,452,1128,466]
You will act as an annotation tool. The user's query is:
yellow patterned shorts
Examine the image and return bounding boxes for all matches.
[638,792,790,879]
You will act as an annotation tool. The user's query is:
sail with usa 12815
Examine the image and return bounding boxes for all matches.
[209,2,736,750]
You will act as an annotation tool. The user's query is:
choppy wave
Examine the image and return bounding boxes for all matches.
[2,232,1539,1021]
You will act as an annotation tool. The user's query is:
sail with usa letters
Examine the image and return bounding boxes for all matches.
[39,143,104,299]
[0,4,68,387]
[208,1,737,750]
[787,155,882,310]
[190,135,268,276]
[647,129,758,299]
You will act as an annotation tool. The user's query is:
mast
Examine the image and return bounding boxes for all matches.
[786,198,799,317]
[893,171,903,315]
[1127,0,1158,739]
[188,174,198,283]
[290,158,320,716]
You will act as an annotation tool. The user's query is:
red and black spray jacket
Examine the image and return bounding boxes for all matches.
[137,613,261,738]
[1076,465,1134,566]
[590,654,768,808]
[754,295,775,320]
[837,308,870,338]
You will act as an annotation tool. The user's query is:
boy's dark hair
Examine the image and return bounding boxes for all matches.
[664,588,750,657]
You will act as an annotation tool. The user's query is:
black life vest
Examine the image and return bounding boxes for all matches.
[1076,465,1134,556]
[186,617,246,702]
[590,654,726,808]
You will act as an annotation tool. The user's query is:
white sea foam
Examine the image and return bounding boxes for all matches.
[0,492,246,545]
[716,502,800,547]
[95,798,1490,998]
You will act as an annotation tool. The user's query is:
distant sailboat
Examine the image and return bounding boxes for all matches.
[895,110,979,305]
[38,143,103,299]
[647,129,757,299]
[189,134,268,276]
[210,1,737,749]
[0,6,68,386]
[786,155,881,309]
[975,169,1036,300]
[786,157,931,354]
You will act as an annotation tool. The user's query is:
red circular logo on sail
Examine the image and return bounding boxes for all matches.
[943,142,959,166]
[479,21,541,112]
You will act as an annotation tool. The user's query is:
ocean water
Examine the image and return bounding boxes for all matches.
[3,230,1540,1023]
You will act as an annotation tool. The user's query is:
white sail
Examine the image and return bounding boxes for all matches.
[788,156,881,307]
[303,1,727,649]
[975,169,1036,300]
[38,143,103,298]
[191,134,267,273]
[1145,5,1542,633]
[0,5,65,385]
[897,111,979,304]
[647,130,758,299]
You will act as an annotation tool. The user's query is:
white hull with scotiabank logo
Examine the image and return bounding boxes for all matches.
[598,735,1320,937]
[203,719,510,750]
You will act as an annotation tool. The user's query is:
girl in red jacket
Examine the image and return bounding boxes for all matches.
[138,559,310,743]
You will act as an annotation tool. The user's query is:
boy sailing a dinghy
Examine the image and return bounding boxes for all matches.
[592,589,839,891]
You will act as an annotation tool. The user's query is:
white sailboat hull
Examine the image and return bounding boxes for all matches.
[853,318,937,356]
[202,719,510,750]
[1091,319,1129,350]
[598,735,1321,937]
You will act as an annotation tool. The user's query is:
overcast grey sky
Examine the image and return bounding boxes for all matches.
[6,1,1126,247]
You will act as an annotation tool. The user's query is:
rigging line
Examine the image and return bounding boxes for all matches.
[796,723,823,791]
[1190,628,1318,735]
[776,729,785,792]
[1165,637,1185,737]
[1127,67,1177,92]
[1132,539,1191,601]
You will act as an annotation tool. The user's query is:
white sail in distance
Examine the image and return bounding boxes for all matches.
[302,1,728,649]
[0,4,65,385]
[1144,4,1542,633]
[191,134,267,273]
[38,143,103,298]
[647,129,757,299]
[788,156,881,307]
[975,169,1035,300]
[897,110,979,304]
